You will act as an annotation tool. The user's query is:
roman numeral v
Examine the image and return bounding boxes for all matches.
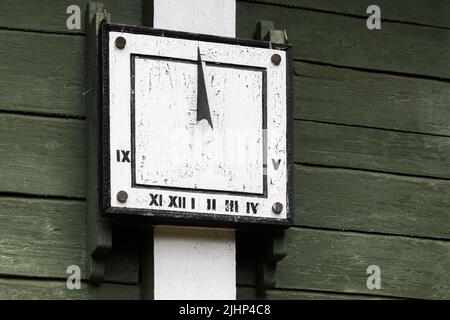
[272,159,281,170]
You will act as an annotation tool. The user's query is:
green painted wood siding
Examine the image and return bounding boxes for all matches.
[235,1,450,299]
[0,278,140,300]
[0,0,449,299]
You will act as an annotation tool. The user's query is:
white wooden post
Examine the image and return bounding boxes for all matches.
[152,0,237,300]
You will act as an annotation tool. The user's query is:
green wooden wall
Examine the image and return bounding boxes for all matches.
[0,0,449,299]
[236,0,450,300]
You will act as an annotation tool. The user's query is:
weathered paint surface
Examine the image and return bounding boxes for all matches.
[153,0,236,37]
[154,226,236,299]
[0,0,449,300]
[134,57,264,194]
[107,29,289,221]
[0,278,140,300]
[151,0,237,301]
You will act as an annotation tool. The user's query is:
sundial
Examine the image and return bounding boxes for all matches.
[100,23,293,227]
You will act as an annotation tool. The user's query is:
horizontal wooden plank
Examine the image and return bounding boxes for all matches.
[294,165,450,239]
[0,278,140,299]
[3,0,447,34]
[238,286,390,300]
[278,228,450,299]
[3,114,449,240]
[0,197,85,279]
[239,0,450,28]
[0,30,84,117]
[1,113,448,238]
[3,89,448,195]
[0,197,139,283]
[4,29,449,137]
[237,2,450,78]
[295,120,450,179]
[4,2,449,79]
[0,0,142,33]
[238,228,450,299]
[295,61,450,136]
[4,31,450,137]
[0,114,85,197]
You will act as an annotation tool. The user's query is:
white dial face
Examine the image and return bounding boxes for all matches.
[133,56,264,194]
[105,26,291,226]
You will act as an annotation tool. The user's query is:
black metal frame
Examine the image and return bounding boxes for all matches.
[100,21,293,229]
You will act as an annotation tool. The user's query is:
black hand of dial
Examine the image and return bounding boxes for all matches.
[196,48,214,129]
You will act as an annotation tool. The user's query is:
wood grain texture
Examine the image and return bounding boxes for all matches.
[237,286,391,300]
[151,0,237,301]
[0,197,85,279]
[3,28,449,139]
[238,228,450,299]
[154,0,235,37]
[0,114,85,198]
[294,165,450,239]
[1,1,449,300]
[237,2,450,78]
[0,197,139,283]
[3,2,449,81]
[0,30,84,117]
[294,61,450,136]
[278,228,450,299]
[0,278,139,300]
[295,121,450,179]
[239,0,450,28]
[2,0,448,34]
[0,0,142,33]
[2,114,450,239]
[154,226,236,300]
[85,3,112,282]
[3,28,450,139]
[105,227,140,284]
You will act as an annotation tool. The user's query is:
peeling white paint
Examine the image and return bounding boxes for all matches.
[153,0,235,37]
[134,57,264,194]
[154,226,236,300]
[108,32,288,220]
[152,0,237,301]
[106,0,289,301]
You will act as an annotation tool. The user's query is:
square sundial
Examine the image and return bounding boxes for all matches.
[101,23,293,227]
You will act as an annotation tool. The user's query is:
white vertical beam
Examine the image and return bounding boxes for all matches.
[154,227,235,299]
[154,0,235,37]
[152,0,237,300]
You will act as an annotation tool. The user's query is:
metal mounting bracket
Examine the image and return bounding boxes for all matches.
[256,20,288,44]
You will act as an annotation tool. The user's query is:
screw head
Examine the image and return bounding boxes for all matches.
[115,36,126,49]
[117,191,128,203]
[271,53,282,65]
[272,202,283,214]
